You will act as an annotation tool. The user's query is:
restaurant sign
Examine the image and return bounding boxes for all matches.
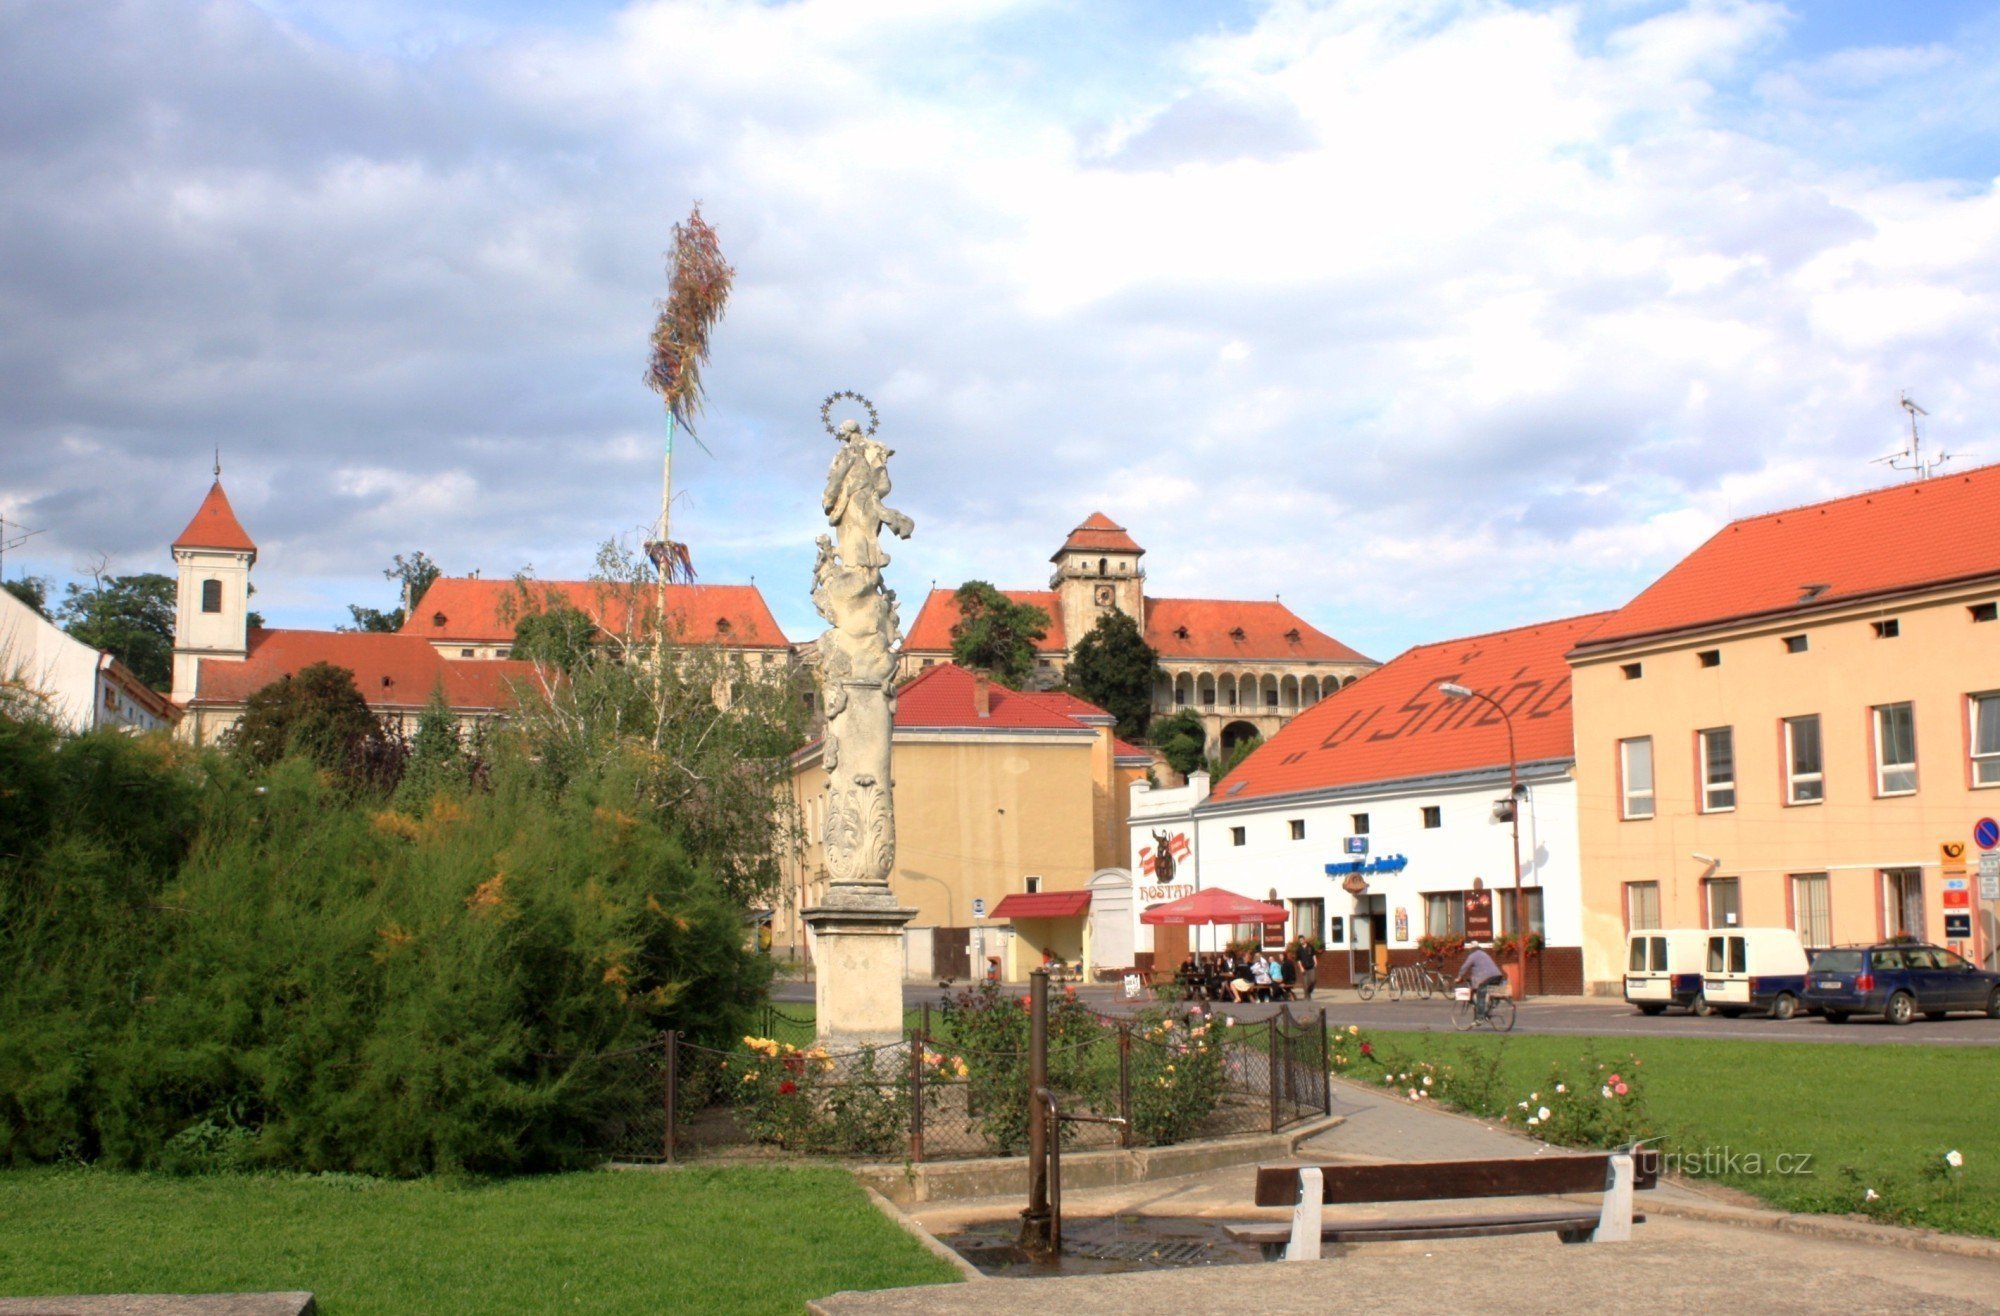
[1140,883,1195,903]
[1324,854,1410,878]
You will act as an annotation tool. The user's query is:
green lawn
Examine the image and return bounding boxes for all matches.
[1363,1029,1998,1236]
[0,1166,959,1314]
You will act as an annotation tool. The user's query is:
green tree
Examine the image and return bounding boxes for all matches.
[344,551,441,632]
[1149,708,1209,778]
[1064,610,1159,740]
[948,580,1048,688]
[395,686,472,807]
[2,577,50,618]
[1208,733,1263,783]
[512,600,599,671]
[57,572,175,690]
[225,662,389,772]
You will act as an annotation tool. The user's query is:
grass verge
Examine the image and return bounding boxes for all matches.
[1360,1029,1998,1238]
[0,1165,959,1314]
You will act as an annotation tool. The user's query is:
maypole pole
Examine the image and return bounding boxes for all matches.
[645,205,735,619]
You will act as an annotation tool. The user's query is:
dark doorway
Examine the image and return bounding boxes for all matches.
[934,927,972,982]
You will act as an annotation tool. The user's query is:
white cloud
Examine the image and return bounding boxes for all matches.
[4,0,2000,662]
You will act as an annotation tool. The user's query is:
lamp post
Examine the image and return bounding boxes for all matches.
[1438,681,1528,1001]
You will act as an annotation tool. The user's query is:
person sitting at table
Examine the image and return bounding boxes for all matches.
[1267,953,1289,1001]
[1250,953,1272,1001]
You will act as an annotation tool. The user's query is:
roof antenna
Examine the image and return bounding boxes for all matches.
[1873,393,1951,481]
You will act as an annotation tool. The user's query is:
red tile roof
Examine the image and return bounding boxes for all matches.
[1213,611,1612,805]
[989,891,1093,919]
[902,588,1066,654]
[191,629,541,712]
[1051,511,1144,561]
[172,481,257,556]
[403,579,789,649]
[1582,464,2000,648]
[893,663,1103,732]
[1014,688,1114,724]
[1144,598,1369,663]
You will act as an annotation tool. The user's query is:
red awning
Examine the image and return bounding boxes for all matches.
[989,891,1093,920]
[1140,887,1287,926]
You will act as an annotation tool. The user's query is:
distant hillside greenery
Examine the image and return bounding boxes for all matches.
[0,641,805,1177]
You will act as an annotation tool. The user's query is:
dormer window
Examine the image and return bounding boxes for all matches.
[1285,627,1301,642]
[1174,625,1190,640]
[432,611,447,628]
[1230,626,1246,641]
[715,617,733,635]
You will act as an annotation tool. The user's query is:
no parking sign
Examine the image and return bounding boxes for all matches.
[1975,817,2000,851]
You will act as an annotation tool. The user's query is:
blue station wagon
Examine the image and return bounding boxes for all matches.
[1803,943,2000,1025]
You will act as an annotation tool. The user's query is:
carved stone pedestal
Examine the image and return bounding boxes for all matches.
[805,889,914,1050]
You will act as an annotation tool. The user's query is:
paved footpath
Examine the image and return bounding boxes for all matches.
[814,1074,2000,1314]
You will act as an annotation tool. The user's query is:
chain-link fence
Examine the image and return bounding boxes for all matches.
[570,999,1329,1164]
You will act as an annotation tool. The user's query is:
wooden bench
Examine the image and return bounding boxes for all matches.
[1226,1148,1659,1261]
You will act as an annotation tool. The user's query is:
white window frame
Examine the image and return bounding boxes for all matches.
[1783,715,1823,805]
[1873,702,1917,796]
[1972,691,2000,789]
[1698,726,1736,812]
[1619,736,1655,819]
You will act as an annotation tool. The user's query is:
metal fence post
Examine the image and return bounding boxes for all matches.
[1268,1012,1281,1133]
[1117,1021,1132,1149]
[909,1026,926,1163]
[1318,1007,1331,1115]
[663,1030,679,1163]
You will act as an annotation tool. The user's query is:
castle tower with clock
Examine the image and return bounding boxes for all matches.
[900,512,1377,760]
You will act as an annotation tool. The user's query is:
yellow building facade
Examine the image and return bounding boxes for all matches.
[1572,468,2000,992]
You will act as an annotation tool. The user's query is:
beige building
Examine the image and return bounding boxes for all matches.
[783,662,1150,981]
[900,513,1376,758]
[1571,464,2000,991]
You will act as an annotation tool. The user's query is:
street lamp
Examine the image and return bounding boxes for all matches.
[1438,681,1529,1001]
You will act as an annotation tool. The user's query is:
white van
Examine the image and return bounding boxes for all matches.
[1623,930,1708,1015]
[1698,927,1809,1020]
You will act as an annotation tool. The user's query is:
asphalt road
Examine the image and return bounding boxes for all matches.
[769,979,2000,1045]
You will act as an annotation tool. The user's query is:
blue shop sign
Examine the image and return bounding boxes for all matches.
[1324,854,1409,878]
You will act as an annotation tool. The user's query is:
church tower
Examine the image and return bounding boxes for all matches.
[1049,512,1146,648]
[170,476,257,705]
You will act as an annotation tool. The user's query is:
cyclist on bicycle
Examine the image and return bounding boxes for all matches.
[1456,941,1506,1021]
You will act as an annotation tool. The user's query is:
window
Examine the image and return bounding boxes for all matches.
[1619,737,1655,819]
[460,648,475,658]
[1972,602,1998,623]
[1783,716,1823,804]
[1792,873,1831,949]
[200,579,222,613]
[1290,898,1324,944]
[1783,634,1808,654]
[1201,686,1215,707]
[1872,619,1900,638]
[1230,826,1246,846]
[1707,935,1747,974]
[1025,875,1042,893]
[1972,693,2000,787]
[1697,649,1720,668]
[1704,876,1741,929]
[1874,702,1917,795]
[1265,688,1279,709]
[1698,727,1735,811]
[1882,868,1922,938]
[1289,819,1305,841]
[1350,813,1369,834]
[1421,805,1442,829]
[1499,889,1546,938]
[1425,892,1466,937]
[1621,663,1642,680]
[495,648,511,659]
[1625,881,1661,931]
[1326,916,1346,946]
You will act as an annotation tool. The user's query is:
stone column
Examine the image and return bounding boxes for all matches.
[802,402,916,1049]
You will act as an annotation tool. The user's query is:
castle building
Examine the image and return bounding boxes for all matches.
[900,513,1376,755]
[166,476,789,743]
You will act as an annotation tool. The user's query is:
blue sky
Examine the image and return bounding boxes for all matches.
[5,0,2000,665]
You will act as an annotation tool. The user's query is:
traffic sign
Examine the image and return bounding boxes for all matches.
[972,898,986,919]
[1344,836,1368,855]
[1981,851,2000,901]
[1976,817,2000,851]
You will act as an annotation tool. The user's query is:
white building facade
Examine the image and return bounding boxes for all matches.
[1,589,178,735]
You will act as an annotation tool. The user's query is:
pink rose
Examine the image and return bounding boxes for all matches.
[1614,1082,1628,1096]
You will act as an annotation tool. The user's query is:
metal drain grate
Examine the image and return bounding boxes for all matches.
[1068,1238,1215,1266]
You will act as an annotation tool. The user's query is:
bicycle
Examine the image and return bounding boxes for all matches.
[1449,983,1517,1032]
[1353,968,1385,1001]
[1413,959,1452,1000]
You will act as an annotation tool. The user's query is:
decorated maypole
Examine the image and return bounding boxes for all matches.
[644,205,735,602]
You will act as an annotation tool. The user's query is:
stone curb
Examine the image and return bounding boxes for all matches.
[852,1114,1343,1206]
[859,1187,988,1284]
[1641,1195,2000,1261]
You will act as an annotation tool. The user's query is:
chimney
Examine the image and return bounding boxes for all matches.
[972,671,992,718]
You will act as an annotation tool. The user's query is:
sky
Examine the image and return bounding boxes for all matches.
[4,0,2000,664]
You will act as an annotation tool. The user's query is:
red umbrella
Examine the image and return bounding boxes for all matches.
[1141,887,1287,926]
